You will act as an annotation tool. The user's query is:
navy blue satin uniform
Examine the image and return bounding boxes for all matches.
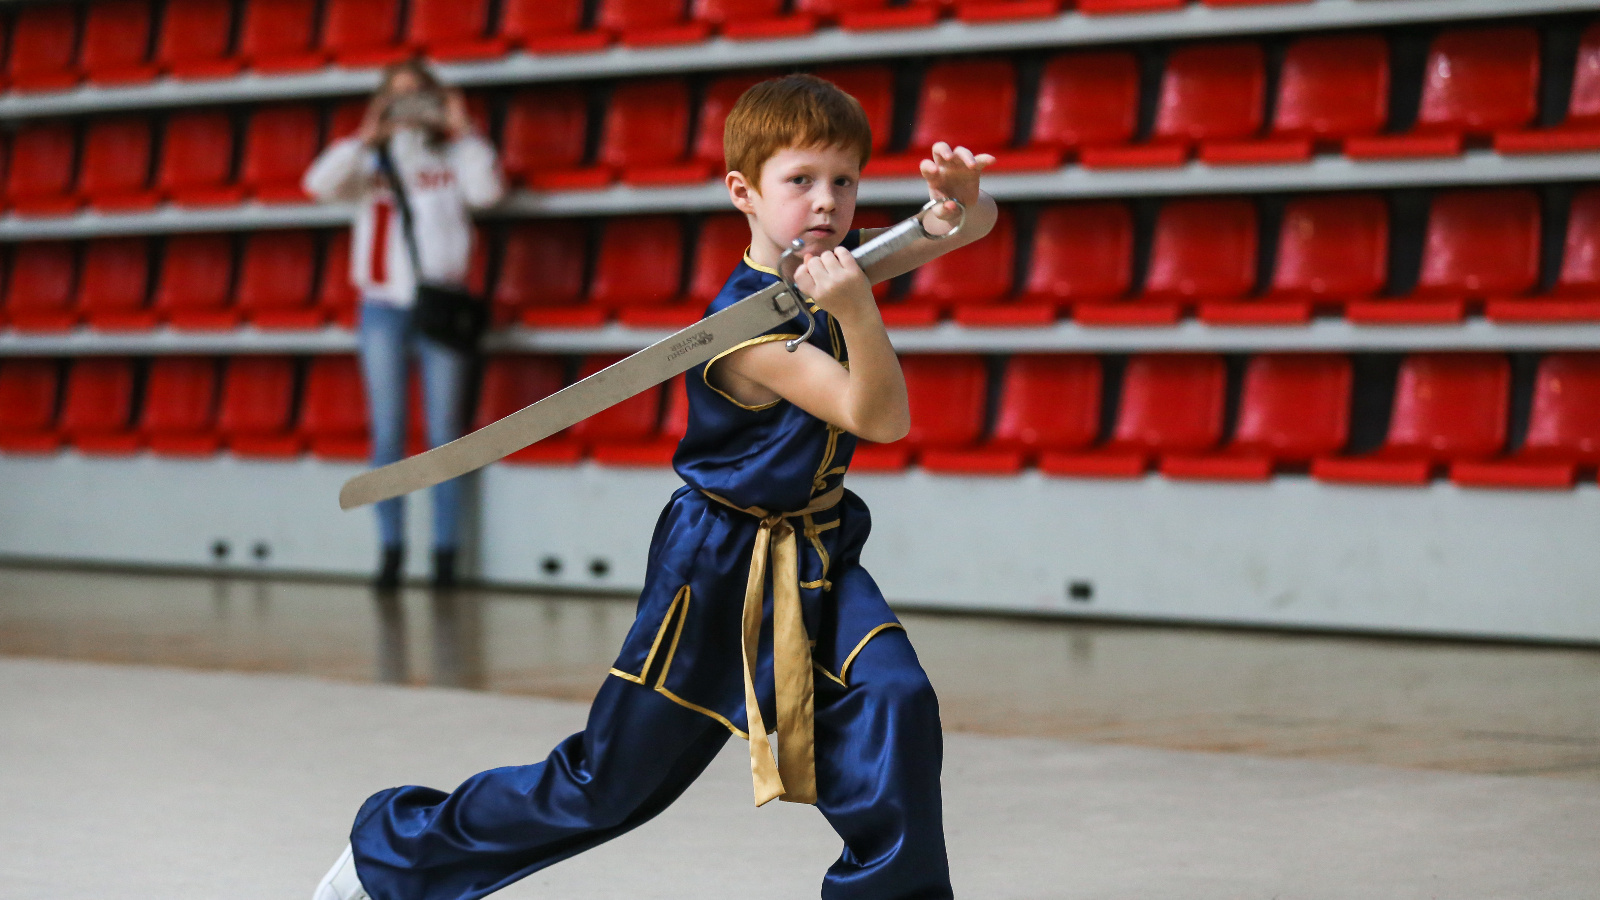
[349,230,953,900]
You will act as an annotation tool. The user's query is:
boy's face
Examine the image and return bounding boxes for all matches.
[728,143,861,264]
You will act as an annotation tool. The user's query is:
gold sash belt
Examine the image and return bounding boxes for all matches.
[700,484,845,807]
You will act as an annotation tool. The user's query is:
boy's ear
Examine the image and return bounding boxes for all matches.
[726,170,758,215]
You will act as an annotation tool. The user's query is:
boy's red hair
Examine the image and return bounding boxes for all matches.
[723,74,873,187]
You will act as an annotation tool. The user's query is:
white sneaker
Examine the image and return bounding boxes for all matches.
[312,844,371,900]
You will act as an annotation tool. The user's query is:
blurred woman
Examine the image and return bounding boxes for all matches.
[304,59,504,589]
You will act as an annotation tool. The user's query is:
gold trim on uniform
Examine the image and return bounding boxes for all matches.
[839,623,906,684]
[702,333,801,411]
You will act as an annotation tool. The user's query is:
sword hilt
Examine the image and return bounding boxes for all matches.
[775,198,965,353]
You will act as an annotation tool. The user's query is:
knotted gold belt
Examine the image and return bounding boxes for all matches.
[700,484,846,807]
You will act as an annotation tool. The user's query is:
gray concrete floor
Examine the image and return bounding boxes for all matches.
[3,564,1599,779]
[4,654,1600,900]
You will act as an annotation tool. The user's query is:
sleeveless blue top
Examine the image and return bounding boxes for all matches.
[673,230,861,509]
[607,230,903,738]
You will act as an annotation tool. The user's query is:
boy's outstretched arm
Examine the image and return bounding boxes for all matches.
[861,141,999,281]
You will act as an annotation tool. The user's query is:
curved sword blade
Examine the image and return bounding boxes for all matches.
[339,281,796,510]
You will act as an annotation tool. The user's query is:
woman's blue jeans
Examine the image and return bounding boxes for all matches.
[357,300,470,552]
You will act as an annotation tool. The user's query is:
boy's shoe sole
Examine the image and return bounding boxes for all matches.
[313,844,371,900]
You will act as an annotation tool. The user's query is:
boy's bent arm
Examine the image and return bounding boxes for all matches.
[714,249,910,444]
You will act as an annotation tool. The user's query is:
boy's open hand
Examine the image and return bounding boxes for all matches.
[793,247,873,321]
[920,142,993,231]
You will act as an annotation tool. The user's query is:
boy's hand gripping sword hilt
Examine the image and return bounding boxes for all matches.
[774,197,965,352]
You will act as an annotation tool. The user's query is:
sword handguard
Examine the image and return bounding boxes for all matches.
[776,198,965,352]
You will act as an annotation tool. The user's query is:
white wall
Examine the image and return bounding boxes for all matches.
[3,453,1598,643]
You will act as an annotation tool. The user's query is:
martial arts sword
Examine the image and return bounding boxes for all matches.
[338,199,964,510]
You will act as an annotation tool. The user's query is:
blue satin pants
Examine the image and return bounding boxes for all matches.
[349,628,952,900]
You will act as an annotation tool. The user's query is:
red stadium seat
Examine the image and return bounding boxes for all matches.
[1350,189,1540,324]
[923,355,1100,475]
[156,0,244,78]
[8,4,81,91]
[237,231,321,329]
[1164,354,1351,480]
[870,60,1055,176]
[238,0,326,72]
[1492,187,1600,322]
[1208,34,1389,164]
[569,354,663,448]
[815,65,895,154]
[300,356,369,459]
[1085,43,1264,169]
[900,206,1015,320]
[218,356,303,457]
[6,123,81,216]
[59,357,141,454]
[158,111,244,206]
[1455,354,1600,489]
[5,243,79,332]
[474,355,580,464]
[1314,353,1509,485]
[80,0,159,84]
[593,374,687,466]
[595,0,710,46]
[853,355,987,471]
[1243,194,1388,325]
[1017,202,1135,324]
[1349,27,1540,159]
[406,0,507,60]
[241,105,321,203]
[501,87,607,190]
[317,232,360,327]
[322,0,409,66]
[77,118,160,211]
[691,72,773,168]
[1027,51,1141,162]
[1142,198,1258,320]
[591,217,686,325]
[140,357,222,455]
[1498,23,1600,155]
[693,0,814,39]
[500,0,606,52]
[597,79,705,184]
[1044,354,1226,478]
[498,222,594,327]
[685,213,752,307]
[0,359,63,453]
[154,234,239,330]
[79,238,157,330]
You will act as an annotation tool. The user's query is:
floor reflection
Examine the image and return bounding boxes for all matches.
[2,564,1598,779]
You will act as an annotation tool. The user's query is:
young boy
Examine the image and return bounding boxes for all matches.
[314,74,998,900]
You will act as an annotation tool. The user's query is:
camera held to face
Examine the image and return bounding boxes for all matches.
[385,91,449,133]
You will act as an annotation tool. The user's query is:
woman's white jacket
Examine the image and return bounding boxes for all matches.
[303,128,504,308]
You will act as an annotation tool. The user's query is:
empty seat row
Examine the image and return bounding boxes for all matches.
[0,353,686,463]
[2,0,1333,92]
[7,350,1596,490]
[7,186,1598,334]
[2,104,328,215]
[0,230,401,331]
[861,351,1600,490]
[902,188,1600,328]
